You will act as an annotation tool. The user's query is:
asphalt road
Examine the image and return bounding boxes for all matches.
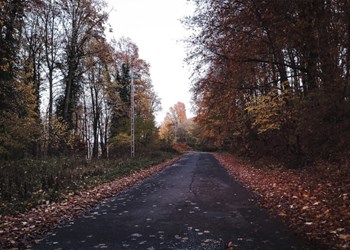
[35,152,308,250]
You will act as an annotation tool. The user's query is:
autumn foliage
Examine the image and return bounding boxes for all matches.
[0,0,165,230]
[159,102,199,148]
[187,0,350,164]
[0,0,161,160]
[186,3,350,247]
[214,153,350,249]
[172,143,193,153]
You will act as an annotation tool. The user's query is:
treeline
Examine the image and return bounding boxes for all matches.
[159,102,199,148]
[0,0,160,159]
[187,0,350,165]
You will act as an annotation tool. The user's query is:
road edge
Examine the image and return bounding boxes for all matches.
[0,154,184,249]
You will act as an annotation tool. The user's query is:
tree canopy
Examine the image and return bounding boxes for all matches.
[186,0,350,165]
[0,0,161,159]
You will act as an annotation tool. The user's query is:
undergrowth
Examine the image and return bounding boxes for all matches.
[0,150,178,215]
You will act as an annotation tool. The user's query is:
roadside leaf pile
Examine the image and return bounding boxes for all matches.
[173,143,193,153]
[214,153,350,249]
[0,156,182,249]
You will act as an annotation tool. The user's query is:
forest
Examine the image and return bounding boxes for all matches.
[184,2,350,247]
[0,0,180,216]
[187,0,350,165]
[0,0,350,249]
[1,0,349,210]
[0,0,163,160]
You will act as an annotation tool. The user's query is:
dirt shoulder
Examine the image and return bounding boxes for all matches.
[0,155,183,249]
[214,153,350,250]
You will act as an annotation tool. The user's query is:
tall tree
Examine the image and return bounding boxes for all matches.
[0,0,27,110]
[84,38,112,158]
[187,0,350,164]
[56,0,108,131]
[40,0,62,155]
[108,38,161,156]
[0,0,40,158]
[159,102,189,144]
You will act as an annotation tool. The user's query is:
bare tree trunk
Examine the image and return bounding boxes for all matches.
[98,117,107,158]
[90,67,99,158]
[43,3,57,155]
[83,92,89,158]
[345,1,350,100]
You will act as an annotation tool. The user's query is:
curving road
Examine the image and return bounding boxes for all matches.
[35,152,309,250]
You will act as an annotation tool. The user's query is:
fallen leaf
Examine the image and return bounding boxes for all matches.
[214,153,350,250]
[339,234,350,241]
[226,241,234,249]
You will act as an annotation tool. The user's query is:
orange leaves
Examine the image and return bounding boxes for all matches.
[172,143,193,153]
[245,89,294,134]
[172,102,187,124]
[214,153,350,249]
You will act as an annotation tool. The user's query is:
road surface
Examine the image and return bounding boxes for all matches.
[35,152,308,250]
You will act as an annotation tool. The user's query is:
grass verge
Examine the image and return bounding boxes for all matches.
[0,150,179,216]
[0,151,183,249]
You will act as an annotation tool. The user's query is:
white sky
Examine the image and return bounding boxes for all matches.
[106,0,196,125]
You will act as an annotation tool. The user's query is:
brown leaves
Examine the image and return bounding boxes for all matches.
[0,156,182,249]
[226,241,234,249]
[214,153,350,250]
[339,234,350,242]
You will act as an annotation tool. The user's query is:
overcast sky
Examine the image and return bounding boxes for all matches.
[106,0,196,124]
